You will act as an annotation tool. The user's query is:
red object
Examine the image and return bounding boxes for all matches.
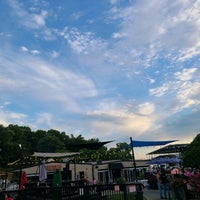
[20,171,28,189]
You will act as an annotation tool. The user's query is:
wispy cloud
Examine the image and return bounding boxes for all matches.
[106,0,200,71]
[60,27,107,54]
[150,67,200,112]
[8,0,48,30]
[0,49,98,113]
[21,46,40,55]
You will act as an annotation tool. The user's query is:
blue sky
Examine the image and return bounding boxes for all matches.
[0,0,200,158]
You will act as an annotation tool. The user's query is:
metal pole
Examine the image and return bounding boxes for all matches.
[18,144,23,189]
[5,156,8,189]
[130,137,137,182]
[74,157,76,181]
[92,164,94,181]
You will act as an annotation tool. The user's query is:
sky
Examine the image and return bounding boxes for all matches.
[0,0,200,159]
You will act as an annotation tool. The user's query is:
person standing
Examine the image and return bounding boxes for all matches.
[156,168,164,199]
[160,168,171,199]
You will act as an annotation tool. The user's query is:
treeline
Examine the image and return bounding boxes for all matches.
[0,124,131,168]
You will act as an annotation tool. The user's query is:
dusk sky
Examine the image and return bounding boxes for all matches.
[0,0,200,158]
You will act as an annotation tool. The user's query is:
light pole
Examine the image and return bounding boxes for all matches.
[73,157,76,181]
[5,156,9,189]
[130,137,137,182]
[18,144,23,189]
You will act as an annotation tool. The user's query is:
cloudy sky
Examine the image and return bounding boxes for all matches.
[0,0,200,158]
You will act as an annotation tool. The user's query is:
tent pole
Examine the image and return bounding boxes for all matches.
[130,137,137,182]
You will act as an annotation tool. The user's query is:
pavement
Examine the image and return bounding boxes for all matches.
[143,188,161,200]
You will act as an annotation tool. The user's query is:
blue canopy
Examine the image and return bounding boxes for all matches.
[148,156,182,164]
[128,140,177,148]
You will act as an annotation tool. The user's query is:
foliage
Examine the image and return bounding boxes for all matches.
[105,143,131,161]
[183,133,200,168]
[116,177,126,184]
[37,135,65,152]
[0,124,132,169]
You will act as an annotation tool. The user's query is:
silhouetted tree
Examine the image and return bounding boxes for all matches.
[37,135,65,152]
[183,133,200,168]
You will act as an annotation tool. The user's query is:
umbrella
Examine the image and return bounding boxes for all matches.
[168,157,182,164]
[148,157,182,165]
[20,171,28,189]
[39,160,47,182]
[148,157,166,164]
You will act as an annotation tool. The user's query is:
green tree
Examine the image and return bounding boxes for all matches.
[183,133,200,168]
[37,135,65,152]
[65,134,86,152]
[105,142,131,161]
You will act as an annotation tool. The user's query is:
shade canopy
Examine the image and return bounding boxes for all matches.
[147,143,188,155]
[148,156,182,164]
[128,140,177,148]
[67,141,113,150]
[33,152,79,158]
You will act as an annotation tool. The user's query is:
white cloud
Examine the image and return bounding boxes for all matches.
[112,32,127,39]
[21,46,28,52]
[34,112,53,128]
[175,68,197,81]
[8,0,48,29]
[10,112,27,119]
[30,50,40,55]
[137,102,155,115]
[149,78,155,84]
[104,0,200,71]
[0,49,98,112]
[149,67,200,112]
[0,108,27,127]
[0,101,11,109]
[60,27,107,54]
[178,42,200,62]
[84,106,156,139]
[20,46,40,55]
[176,81,200,109]
[32,10,48,27]
[149,84,169,97]
[50,50,60,58]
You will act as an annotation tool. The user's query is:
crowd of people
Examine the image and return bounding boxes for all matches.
[148,165,199,200]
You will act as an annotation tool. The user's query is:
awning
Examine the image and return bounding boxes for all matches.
[67,141,113,150]
[127,140,177,148]
[32,152,79,158]
[147,143,188,154]
[148,156,182,164]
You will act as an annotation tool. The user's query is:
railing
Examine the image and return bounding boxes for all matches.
[0,183,143,200]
